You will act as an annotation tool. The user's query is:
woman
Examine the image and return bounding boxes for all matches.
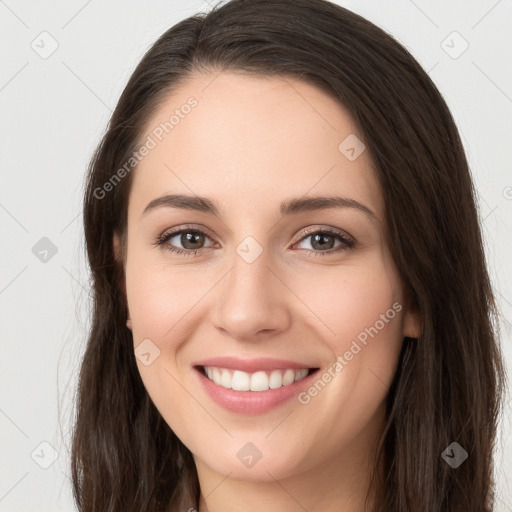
[72,0,506,510]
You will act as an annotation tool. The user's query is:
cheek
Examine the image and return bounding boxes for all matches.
[290,257,402,442]
[125,250,205,343]
[291,256,403,354]
[124,257,202,432]
[289,254,404,418]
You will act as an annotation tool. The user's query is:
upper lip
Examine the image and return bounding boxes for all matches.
[193,356,318,373]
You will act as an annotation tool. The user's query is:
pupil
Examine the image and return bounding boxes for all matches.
[182,232,204,249]
[312,233,333,250]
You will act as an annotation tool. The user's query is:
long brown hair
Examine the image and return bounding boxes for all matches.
[73,1,507,510]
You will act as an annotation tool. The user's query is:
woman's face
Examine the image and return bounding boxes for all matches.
[118,71,420,483]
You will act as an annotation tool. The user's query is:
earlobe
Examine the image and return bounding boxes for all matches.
[403,308,421,339]
[401,290,422,339]
[403,312,421,338]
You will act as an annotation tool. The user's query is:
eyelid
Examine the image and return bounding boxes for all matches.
[157,223,217,242]
[292,225,355,246]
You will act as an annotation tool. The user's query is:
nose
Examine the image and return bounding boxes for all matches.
[211,246,292,342]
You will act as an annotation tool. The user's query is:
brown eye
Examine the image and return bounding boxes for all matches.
[178,231,206,250]
[293,228,355,257]
[155,228,215,256]
[309,232,336,250]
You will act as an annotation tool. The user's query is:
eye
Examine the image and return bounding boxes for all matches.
[292,227,355,257]
[154,225,216,257]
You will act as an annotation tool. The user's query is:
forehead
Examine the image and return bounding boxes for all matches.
[128,71,383,221]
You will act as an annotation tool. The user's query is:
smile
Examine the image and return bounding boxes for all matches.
[202,366,310,391]
[192,356,320,415]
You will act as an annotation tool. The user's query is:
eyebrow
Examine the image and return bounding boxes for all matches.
[141,194,376,220]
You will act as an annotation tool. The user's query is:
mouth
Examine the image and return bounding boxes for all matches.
[192,357,320,415]
[196,365,317,392]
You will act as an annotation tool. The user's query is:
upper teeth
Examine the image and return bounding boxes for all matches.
[204,366,309,392]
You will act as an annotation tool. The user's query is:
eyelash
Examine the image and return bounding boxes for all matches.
[154,224,356,258]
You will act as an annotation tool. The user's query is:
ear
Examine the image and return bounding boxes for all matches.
[113,232,132,330]
[402,308,421,339]
[401,290,421,339]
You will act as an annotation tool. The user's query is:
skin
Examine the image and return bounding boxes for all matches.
[115,71,421,512]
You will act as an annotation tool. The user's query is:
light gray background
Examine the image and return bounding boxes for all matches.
[1,0,511,510]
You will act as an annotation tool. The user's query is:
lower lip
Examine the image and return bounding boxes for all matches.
[194,367,319,415]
